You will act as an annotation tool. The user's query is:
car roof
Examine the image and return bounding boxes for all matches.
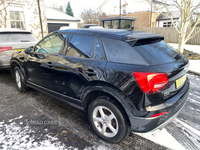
[57,29,164,41]
[0,28,31,33]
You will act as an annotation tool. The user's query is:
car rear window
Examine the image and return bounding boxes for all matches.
[0,32,37,43]
[102,37,148,65]
[132,39,179,65]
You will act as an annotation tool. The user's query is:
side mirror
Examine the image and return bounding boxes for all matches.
[24,46,33,54]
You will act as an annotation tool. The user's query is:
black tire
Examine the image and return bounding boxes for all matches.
[14,66,28,92]
[88,97,131,143]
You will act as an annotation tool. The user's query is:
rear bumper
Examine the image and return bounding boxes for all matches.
[129,78,190,133]
[0,56,11,68]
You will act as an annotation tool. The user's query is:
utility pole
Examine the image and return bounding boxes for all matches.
[119,0,121,16]
[37,0,44,38]
[150,0,154,27]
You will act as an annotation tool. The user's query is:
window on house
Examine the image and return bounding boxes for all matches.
[123,6,126,14]
[121,20,132,29]
[163,21,176,27]
[104,21,111,29]
[10,11,26,30]
[112,20,119,29]
[151,22,155,27]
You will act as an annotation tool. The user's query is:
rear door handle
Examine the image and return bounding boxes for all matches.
[86,69,96,76]
[47,62,53,67]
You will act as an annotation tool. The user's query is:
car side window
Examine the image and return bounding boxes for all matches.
[102,37,148,65]
[95,38,105,60]
[35,34,67,54]
[66,34,95,58]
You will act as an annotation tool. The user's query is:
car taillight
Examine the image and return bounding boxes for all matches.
[133,72,168,94]
[0,47,12,52]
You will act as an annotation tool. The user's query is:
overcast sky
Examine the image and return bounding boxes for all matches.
[45,0,106,18]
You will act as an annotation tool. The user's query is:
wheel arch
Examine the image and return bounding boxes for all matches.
[10,59,26,79]
[81,82,137,126]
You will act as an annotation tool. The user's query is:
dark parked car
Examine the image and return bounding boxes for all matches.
[82,24,98,28]
[10,29,190,143]
[0,28,38,69]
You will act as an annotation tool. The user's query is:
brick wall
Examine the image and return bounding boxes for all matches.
[102,11,159,27]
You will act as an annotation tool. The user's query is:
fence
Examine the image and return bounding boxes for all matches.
[135,27,200,45]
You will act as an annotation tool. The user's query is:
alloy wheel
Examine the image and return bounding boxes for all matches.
[15,70,21,89]
[92,106,119,137]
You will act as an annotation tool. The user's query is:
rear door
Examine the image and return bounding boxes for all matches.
[24,33,67,90]
[54,34,107,99]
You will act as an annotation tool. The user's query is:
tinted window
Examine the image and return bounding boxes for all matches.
[0,33,37,43]
[133,40,179,65]
[102,38,147,65]
[35,34,66,54]
[66,35,95,58]
[95,38,105,60]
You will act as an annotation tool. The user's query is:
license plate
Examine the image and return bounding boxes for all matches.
[15,49,25,52]
[176,74,186,89]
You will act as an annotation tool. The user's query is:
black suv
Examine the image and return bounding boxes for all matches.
[10,29,190,143]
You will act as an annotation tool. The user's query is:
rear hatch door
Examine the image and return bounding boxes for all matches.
[0,32,38,57]
[131,38,189,101]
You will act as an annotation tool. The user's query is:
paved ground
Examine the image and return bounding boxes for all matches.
[0,70,167,150]
[138,73,200,150]
[0,70,199,150]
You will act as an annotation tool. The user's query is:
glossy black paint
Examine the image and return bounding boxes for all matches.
[10,29,190,133]
[54,56,107,98]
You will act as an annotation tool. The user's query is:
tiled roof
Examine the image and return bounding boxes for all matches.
[156,11,181,20]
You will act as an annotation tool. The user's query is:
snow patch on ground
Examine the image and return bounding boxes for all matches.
[175,119,200,137]
[9,115,23,122]
[189,60,200,74]
[188,96,200,106]
[168,43,200,54]
[134,128,185,150]
[0,120,75,150]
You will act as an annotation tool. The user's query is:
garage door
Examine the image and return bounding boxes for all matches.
[48,23,69,33]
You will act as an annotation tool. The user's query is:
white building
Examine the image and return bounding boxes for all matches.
[0,0,80,40]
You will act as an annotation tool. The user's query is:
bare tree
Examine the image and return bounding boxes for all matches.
[80,8,106,24]
[146,0,200,53]
[0,0,12,11]
[0,0,13,28]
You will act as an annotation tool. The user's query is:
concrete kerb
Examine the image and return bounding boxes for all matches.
[188,70,200,76]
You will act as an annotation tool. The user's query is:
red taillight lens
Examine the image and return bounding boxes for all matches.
[133,72,168,94]
[151,111,168,118]
[0,47,12,52]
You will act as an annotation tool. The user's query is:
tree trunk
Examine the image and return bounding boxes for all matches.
[177,26,187,54]
[178,34,186,53]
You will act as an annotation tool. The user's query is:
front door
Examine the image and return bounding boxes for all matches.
[24,33,67,90]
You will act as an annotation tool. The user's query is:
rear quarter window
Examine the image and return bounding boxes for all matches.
[102,37,148,65]
[132,40,179,65]
[0,32,37,43]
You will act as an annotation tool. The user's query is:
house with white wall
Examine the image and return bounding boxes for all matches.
[156,11,180,27]
[0,0,48,39]
[0,0,80,39]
